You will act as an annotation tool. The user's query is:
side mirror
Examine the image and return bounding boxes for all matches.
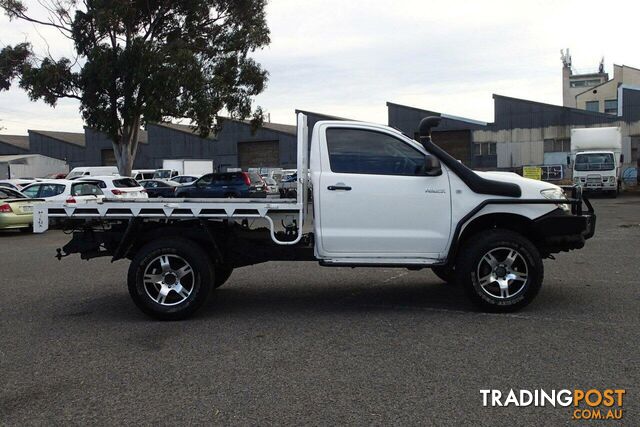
[424,155,442,176]
[567,155,571,166]
[620,154,624,163]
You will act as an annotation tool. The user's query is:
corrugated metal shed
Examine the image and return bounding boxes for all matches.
[0,135,29,155]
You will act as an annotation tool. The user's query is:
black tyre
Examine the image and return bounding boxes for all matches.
[128,238,214,320]
[19,225,33,233]
[455,229,543,312]
[214,265,233,289]
[431,266,455,284]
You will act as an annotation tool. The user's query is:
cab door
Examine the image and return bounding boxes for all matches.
[315,125,452,259]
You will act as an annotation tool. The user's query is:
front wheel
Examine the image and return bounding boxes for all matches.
[128,238,215,320]
[455,230,543,312]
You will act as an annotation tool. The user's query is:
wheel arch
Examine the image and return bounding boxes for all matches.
[124,221,224,264]
[457,212,542,254]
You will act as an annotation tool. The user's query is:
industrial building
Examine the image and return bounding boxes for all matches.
[390,54,640,178]
[0,118,298,171]
[0,135,29,156]
[0,52,638,181]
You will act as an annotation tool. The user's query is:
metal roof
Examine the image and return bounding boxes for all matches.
[157,118,297,137]
[0,134,29,150]
[29,130,85,146]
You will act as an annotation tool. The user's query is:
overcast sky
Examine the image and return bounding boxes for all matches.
[1,0,639,135]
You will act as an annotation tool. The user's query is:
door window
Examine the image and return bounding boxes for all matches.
[326,128,426,176]
[197,174,213,186]
[39,184,65,198]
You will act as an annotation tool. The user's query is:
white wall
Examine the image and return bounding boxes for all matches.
[1,155,68,179]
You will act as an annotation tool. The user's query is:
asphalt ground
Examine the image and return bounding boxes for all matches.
[1,195,638,425]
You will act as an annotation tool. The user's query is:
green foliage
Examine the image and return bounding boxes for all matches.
[0,0,270,173]
[0,42,31,91]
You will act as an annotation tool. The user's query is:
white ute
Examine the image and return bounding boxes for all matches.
[33,114,596,320]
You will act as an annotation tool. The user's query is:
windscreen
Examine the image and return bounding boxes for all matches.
[248,172,263,184]
[71,182,104,196]
[0,188,25,199]
[153,170,172,179]
[575,153,615,171]
[113,178,140,188]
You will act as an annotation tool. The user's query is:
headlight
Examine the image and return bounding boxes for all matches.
[541,188,570,212]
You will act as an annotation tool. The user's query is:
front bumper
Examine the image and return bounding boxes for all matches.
[533,187,596,253]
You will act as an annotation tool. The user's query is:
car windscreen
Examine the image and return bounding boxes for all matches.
[71,182,104,196]
[575,153,615,171]
[0,188,25,199]
[248,172,263,184]
[113,178,140,188]
[153,170,172,179]
[0,182,18,190]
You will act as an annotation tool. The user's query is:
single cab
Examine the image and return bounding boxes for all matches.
[34,114,595,320]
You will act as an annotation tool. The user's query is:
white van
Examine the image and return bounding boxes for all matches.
[66,166,119,180]
[132,169,157,181]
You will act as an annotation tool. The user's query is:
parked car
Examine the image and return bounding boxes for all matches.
[0,179,37,190]
[152,169,178,180]
[0,181,19,191]
[79,176,148,199]
[263,177,280,197]
[66,166,119,179]
[175,171,268,198]
[170,175,199,185]
[20,180,104,203]
[132,169,157,181]
[140,179,181,198]
[0,187,40,231]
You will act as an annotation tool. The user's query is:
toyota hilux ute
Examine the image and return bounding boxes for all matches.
[33,114,595,320]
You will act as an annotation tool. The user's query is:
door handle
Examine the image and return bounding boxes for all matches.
[327,185,352,191]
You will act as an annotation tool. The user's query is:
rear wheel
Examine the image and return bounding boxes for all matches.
[455,230,543,312]
[128,238,214,320]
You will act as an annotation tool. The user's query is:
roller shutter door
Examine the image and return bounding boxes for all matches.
[238,140,279,168]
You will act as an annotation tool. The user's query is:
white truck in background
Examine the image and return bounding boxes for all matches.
[571,127,628,197]
[154,159,214,180]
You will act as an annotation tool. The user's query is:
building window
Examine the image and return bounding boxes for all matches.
[484,142,496,155]
[604,99,617,115]
[570,79,602,88]
[544,138,570,152]
[474,142,496,156]
[585,101,599,112]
